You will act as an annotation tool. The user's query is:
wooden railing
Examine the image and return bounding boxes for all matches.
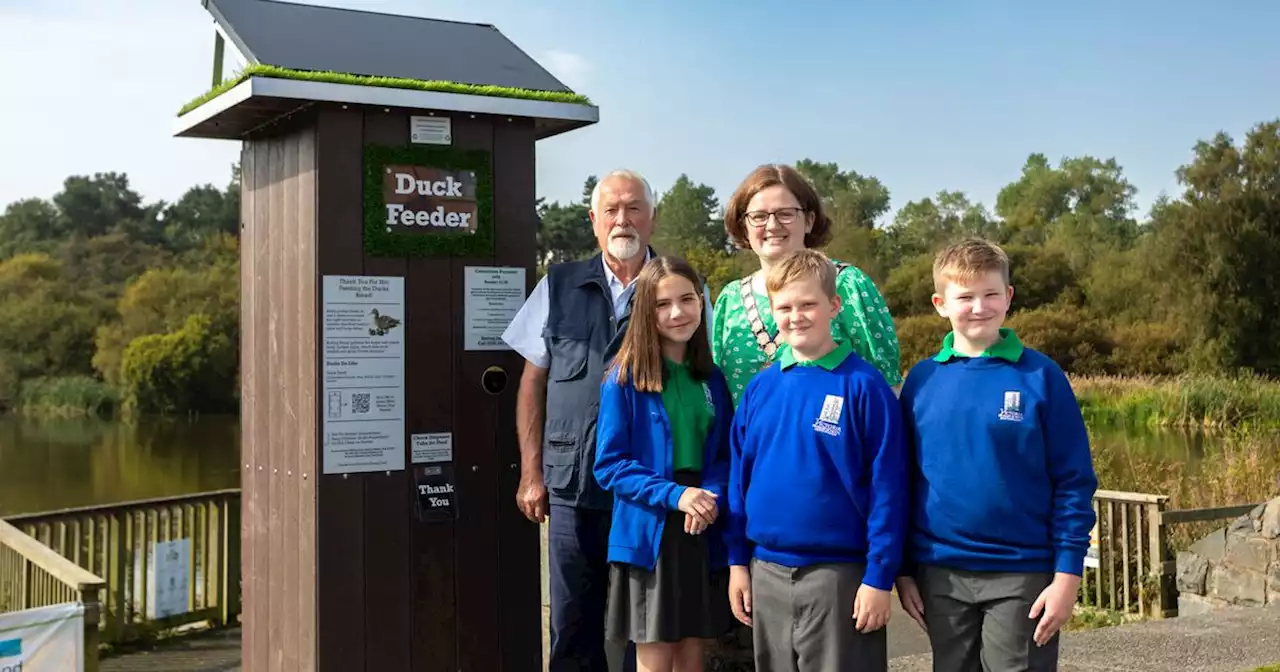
[1083,490,1262,619]
[4,489,242,645]
[0,518,106,671]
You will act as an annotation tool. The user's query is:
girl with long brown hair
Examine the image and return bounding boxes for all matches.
[593,256,734,672]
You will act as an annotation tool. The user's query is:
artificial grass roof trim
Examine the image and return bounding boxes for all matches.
[177,64,593,117]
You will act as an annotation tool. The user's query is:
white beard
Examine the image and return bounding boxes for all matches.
[607,232,642,260]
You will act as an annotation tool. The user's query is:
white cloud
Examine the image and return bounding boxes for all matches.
[540,49,594,92]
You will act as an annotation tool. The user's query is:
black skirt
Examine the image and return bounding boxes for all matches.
[606,471,733,644]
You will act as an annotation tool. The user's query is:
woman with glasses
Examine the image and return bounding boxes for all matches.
[710,163,902,406]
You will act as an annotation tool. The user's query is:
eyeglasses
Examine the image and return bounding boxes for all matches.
[743,207,805,227]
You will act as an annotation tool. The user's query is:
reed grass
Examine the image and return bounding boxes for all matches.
[1072,373,1280,431]
[17,376,118,419]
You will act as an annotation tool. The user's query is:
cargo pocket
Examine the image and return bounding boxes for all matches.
[544,322,591,382]
[543,433,580,496]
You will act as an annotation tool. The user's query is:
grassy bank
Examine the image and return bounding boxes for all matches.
[1072,374,1280,431]
[16,376,117,418]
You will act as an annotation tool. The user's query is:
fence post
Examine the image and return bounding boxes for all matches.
[82,587,101,672]
[1147,498,1176,618]
[220,496,242,627]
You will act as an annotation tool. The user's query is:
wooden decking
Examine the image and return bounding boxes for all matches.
[100,628,242,672]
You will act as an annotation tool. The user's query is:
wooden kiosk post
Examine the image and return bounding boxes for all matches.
[175,2,599,670]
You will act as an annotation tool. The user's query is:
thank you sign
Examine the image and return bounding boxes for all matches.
[383,165,478,234]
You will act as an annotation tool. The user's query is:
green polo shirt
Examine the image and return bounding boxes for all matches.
[933,327,1025,363]
[663,359,714,473]
[779,341,855,371]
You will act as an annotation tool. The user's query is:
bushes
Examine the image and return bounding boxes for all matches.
[1107,321,1184,376]
[889,302,1196,378]
[1006,302,1113,375]
[893,314,951,370]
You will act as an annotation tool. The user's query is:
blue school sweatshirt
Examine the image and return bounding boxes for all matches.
[899,328,1099,577]
[593,364,734,571]
[724,342,908,591]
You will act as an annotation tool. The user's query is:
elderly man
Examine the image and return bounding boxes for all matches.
[505,168,716,672]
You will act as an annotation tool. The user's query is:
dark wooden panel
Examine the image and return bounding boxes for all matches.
[281,128,302,672]
[360,109,413,672]
[491,116,542,672]
[249,138,273,672]
[408,245,457,672]
[238,140,259,672]
[296,124,319,672]
[449,114,502,672]
[315,107,368,672]
[267,133,287,672]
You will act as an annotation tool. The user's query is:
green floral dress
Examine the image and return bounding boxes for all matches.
[711,262,902,406]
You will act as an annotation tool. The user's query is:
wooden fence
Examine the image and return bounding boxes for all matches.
[0,517,105,671]
[1083,490,1261,618]
[4,489,242,645]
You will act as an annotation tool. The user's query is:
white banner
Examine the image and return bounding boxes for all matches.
[0,602,85,671]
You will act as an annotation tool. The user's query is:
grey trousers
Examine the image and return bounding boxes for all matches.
[916,565,1058,672]
[751,558,888,672]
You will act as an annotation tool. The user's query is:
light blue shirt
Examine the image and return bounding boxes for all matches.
[501,252,714,369]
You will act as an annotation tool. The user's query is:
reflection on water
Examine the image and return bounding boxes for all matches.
[1090,423,1210,463]
[1088,422,1219,492]
[0,415,1228,517]
[0,415,240,517]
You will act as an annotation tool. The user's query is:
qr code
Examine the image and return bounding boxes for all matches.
[351,393,370,414]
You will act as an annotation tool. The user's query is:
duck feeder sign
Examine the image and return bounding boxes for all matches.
[382,165,479,234]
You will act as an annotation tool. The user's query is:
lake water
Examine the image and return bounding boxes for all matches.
[0,415,1218,517]
[0,415,240,517]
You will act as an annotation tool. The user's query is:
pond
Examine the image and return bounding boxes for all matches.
[0,415,1223,517]
[0,415,240,517]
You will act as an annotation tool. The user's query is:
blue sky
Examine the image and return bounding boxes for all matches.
[1,0,1277,224]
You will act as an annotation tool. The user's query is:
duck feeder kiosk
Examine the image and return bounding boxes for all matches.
[174,1,599,670]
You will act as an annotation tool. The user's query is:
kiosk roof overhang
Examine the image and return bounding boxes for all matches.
[173,74,599,140]
[175,0,599,140]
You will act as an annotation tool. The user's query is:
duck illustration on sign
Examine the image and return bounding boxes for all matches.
[370,308,401,336]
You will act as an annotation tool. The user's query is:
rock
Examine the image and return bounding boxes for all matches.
[1210,565,1267,606]
[1224,534,1273,573]
[1268,563,1280,606]
[1188,528,1228,564]
[1261,499,1280,540]
[1177,592,1227,617]
[1176,550,1209,595]
[1228,512,1257,535]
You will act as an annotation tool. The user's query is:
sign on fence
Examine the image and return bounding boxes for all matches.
[1084,521,1100,569]
[0,602,85,671]
[148,538,192,619]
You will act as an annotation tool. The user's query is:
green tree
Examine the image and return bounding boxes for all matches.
[995,154,1139,270]
[794,160,892,279]
[0,253,106,378]
[1146,120,1280,373]
[119,312,237,415]
[882,191,1001,265]
[653,174,723,254]
[93,251,239,390]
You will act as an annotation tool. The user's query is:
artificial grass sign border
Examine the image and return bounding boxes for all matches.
[363,143,494,258]
[178,64,593,117]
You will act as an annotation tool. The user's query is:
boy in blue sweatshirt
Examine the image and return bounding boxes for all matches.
[725,249,907,672]
[894,238,1098,672]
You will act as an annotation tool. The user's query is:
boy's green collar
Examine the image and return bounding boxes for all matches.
[780,341,853,371]
[934,328,1024,363]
